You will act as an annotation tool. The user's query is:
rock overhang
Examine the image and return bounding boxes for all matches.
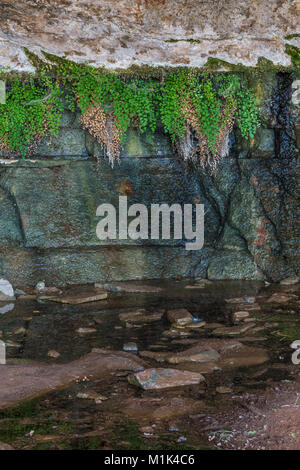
[0,0,299,73]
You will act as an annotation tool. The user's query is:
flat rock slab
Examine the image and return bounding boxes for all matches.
[128,368,205,390]
[48,291,108,304]
[0,349,145,409]
[95,282,163,293]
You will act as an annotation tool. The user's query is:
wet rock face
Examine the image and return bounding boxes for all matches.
[0,0,299,71]
[0,72,299,285]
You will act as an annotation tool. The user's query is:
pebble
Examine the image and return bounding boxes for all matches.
[233,311,249,321]
[47,350,61,359]
[76,327,97,334]
[123,342,138,352]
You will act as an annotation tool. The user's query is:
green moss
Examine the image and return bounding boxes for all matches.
[165,38,202,44]
[285,44,300,66]
[0,399,73,445]
[22,50,299,81]
[285,34,300,40]
[113,421,192,450]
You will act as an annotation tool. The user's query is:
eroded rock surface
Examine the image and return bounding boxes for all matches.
[0,0,298,71]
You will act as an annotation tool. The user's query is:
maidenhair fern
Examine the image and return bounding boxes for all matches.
[160,70,260,168]
[0,70,63,158]
[56,62,158,166]
[0,64,260,168]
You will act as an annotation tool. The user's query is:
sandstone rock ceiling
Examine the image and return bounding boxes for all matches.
[0,0,299,71]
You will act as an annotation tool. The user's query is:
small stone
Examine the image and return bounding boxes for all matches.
[0,279,15,301]
[123,342,138,352]
[47,350,61,359]
[15,289,25,295]
[140,426,154,434]
[216,386,232,394]
[128,368,205,390]
[167,309,193,326]
[233,311,249,321]
[35,281,46,292]
[76,327,97,334]
[225,297,247,304]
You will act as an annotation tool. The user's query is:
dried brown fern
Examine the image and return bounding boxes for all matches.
[177,98,236,170]
[80,105,123,167]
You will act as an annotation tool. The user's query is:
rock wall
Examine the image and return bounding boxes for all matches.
[0,72,299,286]
[0,0,299,71]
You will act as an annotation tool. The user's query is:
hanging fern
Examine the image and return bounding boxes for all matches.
[159,70,260,169]
[0,63,260,168]
[56,62,159,166]
[0,69,63,158]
